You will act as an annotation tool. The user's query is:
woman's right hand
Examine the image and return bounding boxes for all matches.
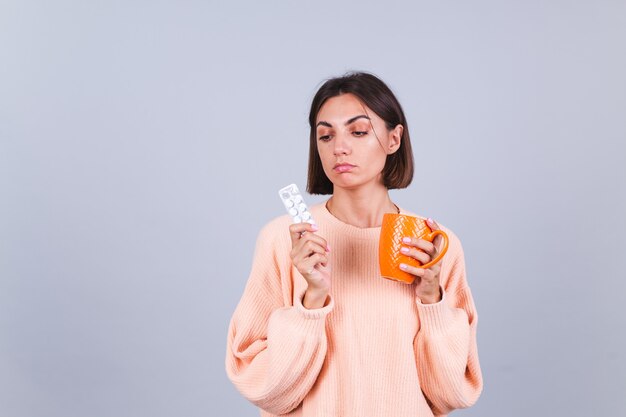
[289,222,331,308]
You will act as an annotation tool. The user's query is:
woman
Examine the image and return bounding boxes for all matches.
[226,72,482,416]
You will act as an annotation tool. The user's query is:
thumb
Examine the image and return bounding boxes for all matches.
[427,218,444,251]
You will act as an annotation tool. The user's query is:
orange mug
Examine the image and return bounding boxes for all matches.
[379,213,449,284]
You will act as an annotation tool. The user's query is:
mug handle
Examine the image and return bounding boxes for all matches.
[419,230,449,269]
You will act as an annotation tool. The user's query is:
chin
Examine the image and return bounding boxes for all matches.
[330,177,376,191]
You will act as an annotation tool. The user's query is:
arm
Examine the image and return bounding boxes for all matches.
[414,233,483,416]
[225,222,334,415]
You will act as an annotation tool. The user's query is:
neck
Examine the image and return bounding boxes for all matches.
[326,183,398,228]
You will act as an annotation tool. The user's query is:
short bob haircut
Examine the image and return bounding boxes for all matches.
[307,72,414,195]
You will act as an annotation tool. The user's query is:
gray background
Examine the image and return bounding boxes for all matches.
[1,0,625,416]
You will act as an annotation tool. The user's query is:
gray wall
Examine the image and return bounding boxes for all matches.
[1,1,625,416]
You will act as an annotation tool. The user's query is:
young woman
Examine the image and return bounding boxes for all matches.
[226,72,482,417]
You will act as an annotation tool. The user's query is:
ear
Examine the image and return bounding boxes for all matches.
[387,124,403,154]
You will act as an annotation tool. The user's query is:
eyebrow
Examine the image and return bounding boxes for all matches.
[316,114,370,128]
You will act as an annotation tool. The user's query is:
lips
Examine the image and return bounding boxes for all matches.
[333,163,356,173]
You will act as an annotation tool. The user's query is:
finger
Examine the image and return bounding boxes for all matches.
[400,246,431,264]
[419,269,437,284]
[402,237,436,256]
[302,253,328,275]
[289,222,318,246]
[301,239,328,257]
[291,240,328,265]
[400,264,441,288]
[426,217,441,231]
[296,232,330,252]
[290,224,330,252]
[398,263,425,277]
[432,234,443,252]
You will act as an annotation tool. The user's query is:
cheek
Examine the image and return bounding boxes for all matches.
[365,140,388,161]
[371,155,388,174]
[316,143,330,159]
[365,145,390,174]
[316,144,334,171]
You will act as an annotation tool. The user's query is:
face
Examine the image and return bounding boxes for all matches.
[315,93,403,191]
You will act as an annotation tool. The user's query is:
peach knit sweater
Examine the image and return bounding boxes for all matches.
[226,203,482,416]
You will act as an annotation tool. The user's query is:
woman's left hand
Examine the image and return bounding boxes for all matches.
[399,218,444,304]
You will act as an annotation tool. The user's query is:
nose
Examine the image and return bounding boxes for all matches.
[333,131,351,156]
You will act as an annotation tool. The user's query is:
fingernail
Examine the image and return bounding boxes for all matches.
[402,237,411,244]
[399,263,408,270]
[311,224,318,231]
[427,217,433,224]
[326,245,331,252]
[400,247,409,254]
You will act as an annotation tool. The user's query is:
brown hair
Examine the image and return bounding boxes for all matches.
[306,72,414,195]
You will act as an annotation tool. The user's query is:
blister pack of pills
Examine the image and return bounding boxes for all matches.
[278,183,315,224]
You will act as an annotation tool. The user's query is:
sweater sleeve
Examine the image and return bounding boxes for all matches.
[414,231,483,416]
[225,221,334,415]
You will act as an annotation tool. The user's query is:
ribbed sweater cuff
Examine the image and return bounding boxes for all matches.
[415,288,456,335]
[293,288,334,320]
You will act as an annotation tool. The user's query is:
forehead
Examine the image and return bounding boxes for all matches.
[316,93,374,124]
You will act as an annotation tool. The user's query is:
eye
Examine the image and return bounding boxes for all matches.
[318,135,332,142]
[353,131,368,137]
